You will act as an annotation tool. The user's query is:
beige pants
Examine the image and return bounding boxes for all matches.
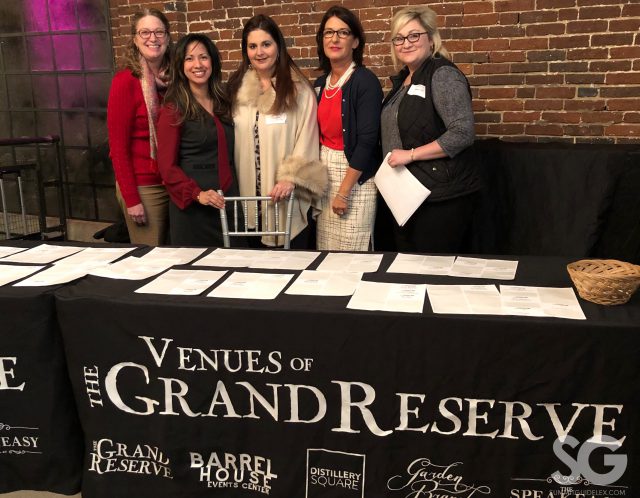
[116,183,169,246]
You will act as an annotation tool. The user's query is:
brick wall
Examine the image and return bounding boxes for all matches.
[108,0,640,144]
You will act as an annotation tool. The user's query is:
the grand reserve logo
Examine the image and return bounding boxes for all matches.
[88,438,172,477]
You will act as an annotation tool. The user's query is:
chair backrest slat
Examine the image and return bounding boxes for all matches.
[217,190,295,249]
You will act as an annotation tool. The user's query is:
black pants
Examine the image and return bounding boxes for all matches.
[393,193,477,254]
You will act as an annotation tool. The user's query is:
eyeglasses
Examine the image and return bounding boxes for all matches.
[137,29,168,40]
[391,31,428,46]
[323,29,352,39]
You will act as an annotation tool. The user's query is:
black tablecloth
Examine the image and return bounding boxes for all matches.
[52,251,640,498]
[0,241,83,494]
[376,140,640,264]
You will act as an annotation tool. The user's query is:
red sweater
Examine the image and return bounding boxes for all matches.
[107,69,163,207]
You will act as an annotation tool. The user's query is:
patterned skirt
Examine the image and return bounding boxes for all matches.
[316,145,377,251]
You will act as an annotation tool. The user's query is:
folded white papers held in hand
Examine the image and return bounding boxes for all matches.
[374,152,430,226]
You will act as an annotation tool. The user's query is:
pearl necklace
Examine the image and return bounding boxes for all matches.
[324,62,356,99]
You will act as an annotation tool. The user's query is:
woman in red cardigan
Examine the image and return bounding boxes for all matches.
[107,8,172,245]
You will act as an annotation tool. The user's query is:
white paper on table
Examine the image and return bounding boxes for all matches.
[316,253,383,273]
[88,257,174,280]
[194,248,265,268]
[1,244,86,264]
[135,269,227,295]
[449,257,518,280]
[347,281,426,313]
[500,285,585,320]
[374,152,431,226]
[0,264,46,286]
[52,246,136,267]
[249,250,321,271]
[208,272,293,300]
[499,285,547,317]
[427,284,501,315]
[387,253,456,275]
[140,247,206,265]
[13,265,90,286]
[0,246,28,259]
[285,270,363,296]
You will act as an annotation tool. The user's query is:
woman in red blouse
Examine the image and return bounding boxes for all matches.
[107,9,172,245]
[314,6,382,251]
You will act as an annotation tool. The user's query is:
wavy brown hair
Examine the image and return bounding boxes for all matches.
[121,8,172,79]
[164,34,232,124]
[227,14,309,114]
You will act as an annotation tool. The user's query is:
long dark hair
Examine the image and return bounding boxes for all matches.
[227,14,308,114]
[316,5,365,74]
[164,34,231,123]
[122,8,172,79]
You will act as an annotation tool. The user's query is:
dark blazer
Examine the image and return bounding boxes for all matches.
[314,66,383,184]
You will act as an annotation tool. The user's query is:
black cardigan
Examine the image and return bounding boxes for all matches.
[314,66,383,184]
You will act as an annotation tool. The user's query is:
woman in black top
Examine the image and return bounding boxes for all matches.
[381,6,479,253]
[156,34,242,247]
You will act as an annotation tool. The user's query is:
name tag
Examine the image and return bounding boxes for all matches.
[408,84,426,98]
[265,113,287,125]
[314,86,321,97]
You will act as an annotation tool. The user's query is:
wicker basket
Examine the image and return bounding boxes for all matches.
[567,259,640,305]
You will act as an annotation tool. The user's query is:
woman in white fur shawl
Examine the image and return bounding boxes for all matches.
[228,14,328,248]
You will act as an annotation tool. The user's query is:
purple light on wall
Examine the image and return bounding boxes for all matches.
[49,0,78,31]
[27,35,54,71]
[23,0,49,32]
[53,34,82,70]
[82,32,110,70]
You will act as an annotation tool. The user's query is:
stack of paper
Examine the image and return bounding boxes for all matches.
[387,254,455,275]
[136,269,226,295]
[285,270,363,296]
[208,272,294,300]
[347,281,426,313]
[0,246,28,259]
[0,265,45,286]
[1,244,86,264]
[316,253,383,273]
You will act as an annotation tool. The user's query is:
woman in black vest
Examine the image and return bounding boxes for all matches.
[380,6,479,253]
[156,34,242,247]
